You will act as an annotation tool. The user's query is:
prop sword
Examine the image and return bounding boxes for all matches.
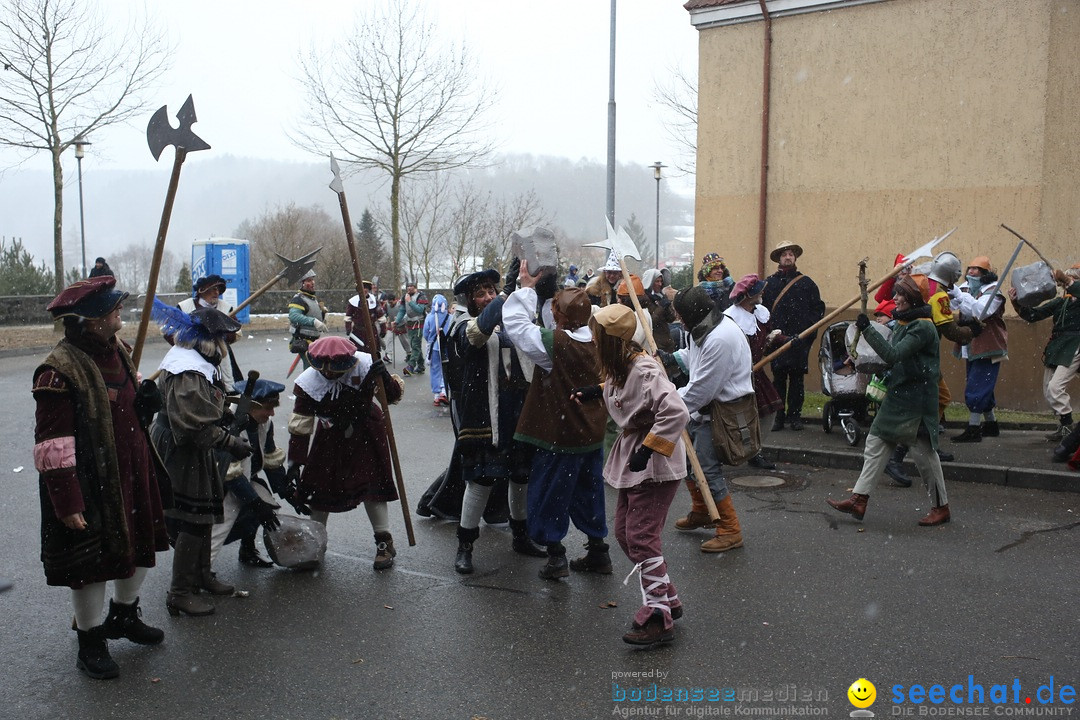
[754,227,954,371]
[217,370,260,479]
[131,95,211,369]
[977,236,1024,323]
[585,221,721,524]
[330,155,414,546]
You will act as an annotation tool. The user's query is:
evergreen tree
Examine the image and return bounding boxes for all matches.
[0,238,55,295]
[623,213,654,268]
[174,263,192,293]
[355,209,391,286]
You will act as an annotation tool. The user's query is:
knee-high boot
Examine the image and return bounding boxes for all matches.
[700,496,743,552]
[166,533,215,617]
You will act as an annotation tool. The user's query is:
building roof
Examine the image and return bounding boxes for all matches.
[683,0,744,8]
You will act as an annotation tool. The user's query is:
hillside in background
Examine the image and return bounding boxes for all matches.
[0,153,694,276]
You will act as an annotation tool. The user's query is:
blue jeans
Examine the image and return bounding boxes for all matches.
[688,418,729,502]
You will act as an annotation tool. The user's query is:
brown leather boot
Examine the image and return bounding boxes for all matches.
[675,479,717,530]
[918,504,951,526]
[701,496,742,552]
[826,493,869,521]
[622,611,675,646]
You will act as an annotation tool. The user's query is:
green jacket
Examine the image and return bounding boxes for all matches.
[863,310,940,449]
[1014,280,1080,368]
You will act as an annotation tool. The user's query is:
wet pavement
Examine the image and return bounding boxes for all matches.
[0,331,1077,720]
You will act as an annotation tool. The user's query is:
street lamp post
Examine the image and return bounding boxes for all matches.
[651,161,666,269]
[73,136,91,276]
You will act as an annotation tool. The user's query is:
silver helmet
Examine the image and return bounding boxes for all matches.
[928,252,962,286]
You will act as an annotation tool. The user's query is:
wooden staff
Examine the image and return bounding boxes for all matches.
[613,255,720,524]
[330,156,414,546]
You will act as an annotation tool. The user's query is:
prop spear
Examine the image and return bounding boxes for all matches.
[230,248,322,317]
[753,227,954,372]
[585,222,721,524]
[329,155,415,546]
[848,258,870,358]
[131,95,211,369]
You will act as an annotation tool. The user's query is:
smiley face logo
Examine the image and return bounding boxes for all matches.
[847,678,876,708]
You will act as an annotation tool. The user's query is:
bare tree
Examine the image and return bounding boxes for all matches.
[653,63,698,176]
[293,0,495,294]
[109,241,177,295]
[0,0,168,292]
[398,173,453,288]
[234,203,353,292]
[484,188,553,277]
[445,181,492,280]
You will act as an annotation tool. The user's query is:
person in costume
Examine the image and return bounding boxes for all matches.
[150,300,253,617]
[284,336,405,570]
[826,275,951,526]
[725,274,784,470]
[1010,264,1080,444]
[503,260,609,580]
[949,256,1007,443]
[395,279,428,374]
[587,304,689,646]
[288,269,329,370]
[670,285,754,553]
[33,276,170,679]
[697,252,734,312]
[447,267,546,575]
[210,379,288,570]
[345,279,387,360]
[762,240,825,431]
[172,274,240,391]
[423,293,452,406]
[585,251,624,307]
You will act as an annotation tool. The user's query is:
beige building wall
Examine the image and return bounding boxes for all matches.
[693,0,1079,412]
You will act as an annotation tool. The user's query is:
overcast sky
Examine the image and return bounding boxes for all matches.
[5,0,699,181]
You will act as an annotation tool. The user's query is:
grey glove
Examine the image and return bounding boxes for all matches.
[313,319,329,333]
[220,433,253,460]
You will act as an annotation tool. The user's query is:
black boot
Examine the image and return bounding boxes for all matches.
[569,537,613,574]
[951,425,982,443]
[454,526,480,575]
[884,445,912,487]
[1052,443,1072,463]
[509,519,546,557]
[771,411,785,432]
[936,448,955,462]
[103,597,164,645]
[76,626,119,680]
[538,543,569,580]
[238,536,273,568]
[748,453,776,470]
[981,420,1000,437]
[788,414,805,431]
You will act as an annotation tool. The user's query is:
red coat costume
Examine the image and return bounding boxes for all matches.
[287,353,401,513]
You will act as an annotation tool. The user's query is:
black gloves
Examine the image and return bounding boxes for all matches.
[368,357,391,381]
[220,433,253,460]
[503,257,521,296]
[571,385,604,402]
[968,319,984,338]
[283,465,311,515]
[133,379,162,429]
[855,313,871,331]
[627,445,654,472]
[250,497,281,532]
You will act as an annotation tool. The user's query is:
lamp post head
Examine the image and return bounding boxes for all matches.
[73,135,91,159]
[652,161,666,180]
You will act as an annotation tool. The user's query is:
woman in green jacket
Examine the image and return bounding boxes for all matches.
[827,275,951,526]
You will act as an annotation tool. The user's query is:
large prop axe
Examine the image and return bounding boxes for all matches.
[329,155,414,546]
[584,221,721,525]
[753,227,954,371]
[131,95,211,369]
[231,248,322,317]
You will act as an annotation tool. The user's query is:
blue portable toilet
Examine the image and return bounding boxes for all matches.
[191,238,251,323]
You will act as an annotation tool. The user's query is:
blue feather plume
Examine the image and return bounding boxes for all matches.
[151,297,206,346]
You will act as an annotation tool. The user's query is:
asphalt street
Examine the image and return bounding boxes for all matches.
[0,329,1077,720]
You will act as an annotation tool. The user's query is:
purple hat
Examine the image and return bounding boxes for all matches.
[729,273,765,300]
[46,276,128,320]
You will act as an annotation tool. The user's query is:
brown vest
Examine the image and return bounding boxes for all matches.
[514,330,606,453]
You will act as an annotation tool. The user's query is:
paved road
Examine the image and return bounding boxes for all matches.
[1,331,1077,720]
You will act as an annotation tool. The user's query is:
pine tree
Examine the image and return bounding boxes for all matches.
[355,209,391,287]
[174,263,192,293]
[0,238,55,295]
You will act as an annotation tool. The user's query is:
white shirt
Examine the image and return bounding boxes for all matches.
[677,316,755,419]
[502,287,591,373]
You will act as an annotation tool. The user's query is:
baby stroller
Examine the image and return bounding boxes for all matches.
[818,320,890,446]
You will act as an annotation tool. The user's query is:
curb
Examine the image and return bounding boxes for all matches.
[764,443,1079,494]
